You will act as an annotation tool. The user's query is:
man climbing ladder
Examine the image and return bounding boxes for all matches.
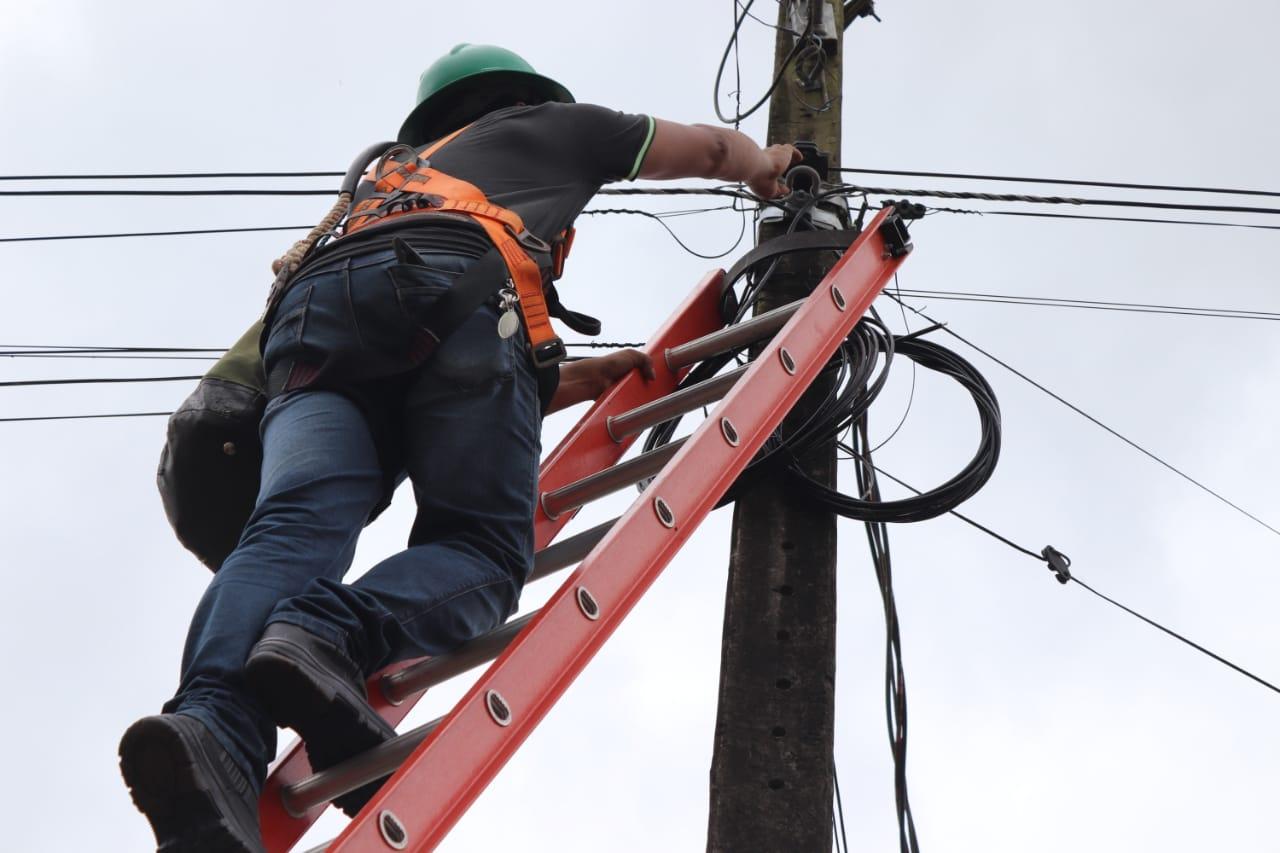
[119,43,798,853]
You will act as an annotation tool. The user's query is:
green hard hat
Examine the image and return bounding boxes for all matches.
[398,44,574,146]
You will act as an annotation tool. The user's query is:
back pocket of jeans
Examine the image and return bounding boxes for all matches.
[386,262,455,333]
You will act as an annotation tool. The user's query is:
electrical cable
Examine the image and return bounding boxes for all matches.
[0,375,202,388]
[582,205,748,259]
[927,206,1280,233]
[837,182,1280,217]
[0,411,171,423]
[837,166,1280,200]
[853,417,920,853]
[832,767,850,853]
[0,171,342,181]
[876,470,1280,697]
[0,225,312,244]
[0,201,744,245]
[888,288,1280,322]
[0,188,336,197]
[887,296,1280,539]
[713,0,816,125]
[639,227,1000,523]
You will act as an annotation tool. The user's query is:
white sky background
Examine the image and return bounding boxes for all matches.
[2,0,1278,850]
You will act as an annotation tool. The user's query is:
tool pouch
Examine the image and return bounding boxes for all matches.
[157,323,267,571]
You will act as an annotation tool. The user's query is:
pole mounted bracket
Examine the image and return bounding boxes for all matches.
[1042,545,1073,584]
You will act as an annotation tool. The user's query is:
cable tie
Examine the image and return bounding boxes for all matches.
[896,321,946,342]
[1042,545,1073,584]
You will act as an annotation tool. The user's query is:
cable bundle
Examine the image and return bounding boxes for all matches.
[640,308,1002,523]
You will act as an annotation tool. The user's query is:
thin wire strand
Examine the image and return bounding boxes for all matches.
[0,375,202,388]
[887,296,1280,539]
[0,225,311,244]
[0,171,342,181]
[888,289,1280,322]
[929,206,1280,233]
[872,467,1280,696]
[1070,576,1280,695]
[0,411,171,423]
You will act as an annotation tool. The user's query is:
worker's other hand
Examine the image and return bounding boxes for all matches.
[546,349,656,415]
[748,144,802,199]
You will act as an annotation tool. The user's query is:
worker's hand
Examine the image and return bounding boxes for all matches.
[546,349,656,414]
[748,144,802,199]
[575,349,656,397]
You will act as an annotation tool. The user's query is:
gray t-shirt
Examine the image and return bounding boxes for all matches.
[323,101,656,261]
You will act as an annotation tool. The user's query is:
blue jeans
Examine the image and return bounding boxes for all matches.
[164,249,541,786]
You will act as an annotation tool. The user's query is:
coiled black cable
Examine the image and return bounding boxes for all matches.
[639,246,1001,523]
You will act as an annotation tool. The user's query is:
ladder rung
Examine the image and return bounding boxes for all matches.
[606,365,748,442]
[539,438,686,520]
[281,718,442,817]
[529,517,617,583]
[664,301,801,370]
[380,519,621,707]
[381,612,537,705]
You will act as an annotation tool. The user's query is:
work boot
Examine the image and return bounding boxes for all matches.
[244,622,395,817]
[118,713,264,853]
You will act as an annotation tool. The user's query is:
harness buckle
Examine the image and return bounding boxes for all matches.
[511,228,552,254]
[531,336,567,368]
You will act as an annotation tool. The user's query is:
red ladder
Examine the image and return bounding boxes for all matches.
[258,206,912,852]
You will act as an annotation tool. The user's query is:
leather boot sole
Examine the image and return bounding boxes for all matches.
[245,635,395,817]
[118,715,263,853]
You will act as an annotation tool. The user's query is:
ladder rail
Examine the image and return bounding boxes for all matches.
[326,208,908,852]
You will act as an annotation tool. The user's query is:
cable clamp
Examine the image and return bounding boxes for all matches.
[881,199,927,220]
[878,211,913,258]
[1041,545,1072,584]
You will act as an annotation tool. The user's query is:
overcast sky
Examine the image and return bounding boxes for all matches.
[3,1,1279,851]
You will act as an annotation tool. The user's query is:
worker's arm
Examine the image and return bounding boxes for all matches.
[638,119,801,199]
[545,349,656,415]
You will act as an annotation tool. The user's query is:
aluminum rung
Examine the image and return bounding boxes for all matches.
[606,365,749,442]
[664,301,801,370]
[529,517,617,583]
[381,612,537,705]
[540,438,686,519]
[281,718,442,817]
[379,519,622,702]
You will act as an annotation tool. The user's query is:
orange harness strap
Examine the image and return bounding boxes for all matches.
[342,130,564,365]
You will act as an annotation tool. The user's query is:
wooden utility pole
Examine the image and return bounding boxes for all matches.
[707,2,846,851]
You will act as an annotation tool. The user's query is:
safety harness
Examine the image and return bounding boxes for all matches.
[339,127,580,367]
[162,128,600,570]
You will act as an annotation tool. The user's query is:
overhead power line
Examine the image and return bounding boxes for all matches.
[874,467,1280,697]
[0,188,336,197]
[840,167,1280,200]
[10,163,1274,202]
[0,171,341,181]
[841,183,1280,217]
[0,411,171,423]
[928,207,1280,233]
[890,289,1280,322]
[0,225,311,244]
[0,375,201,388]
